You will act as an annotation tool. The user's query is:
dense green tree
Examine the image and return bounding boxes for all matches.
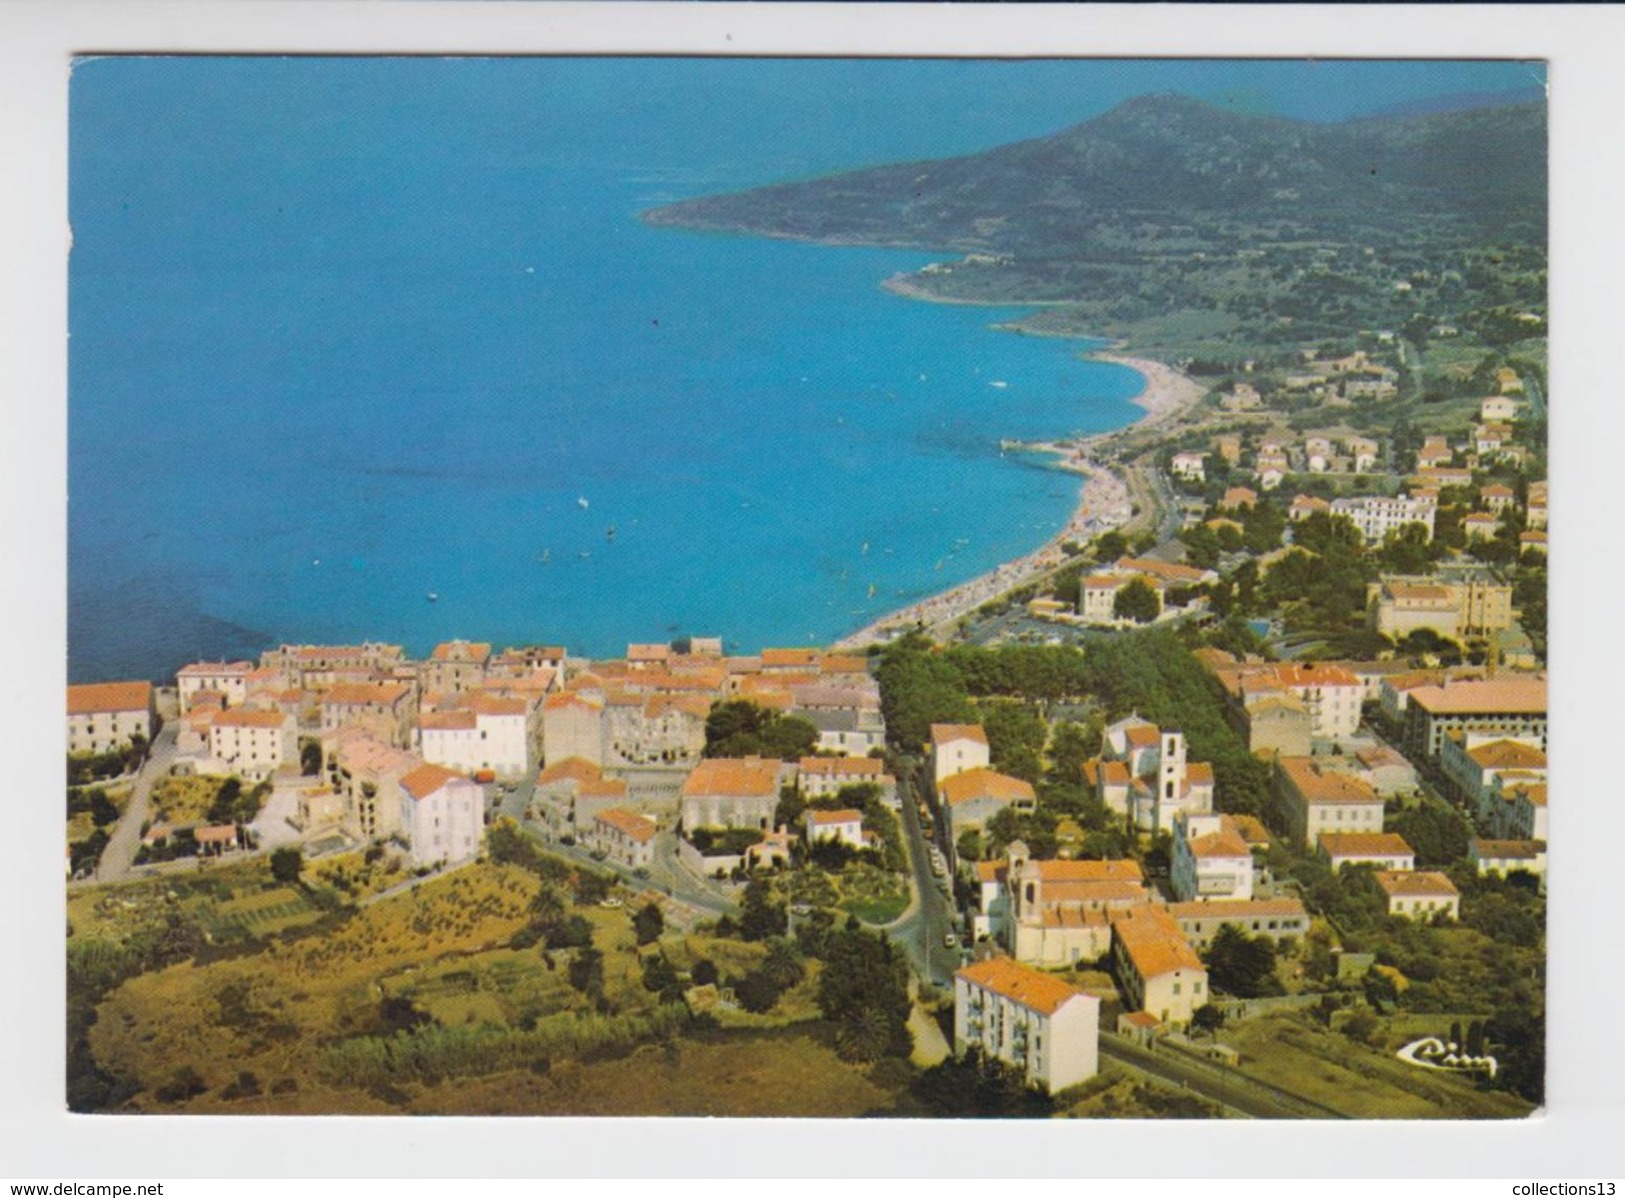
[1206,924,1283,998]
[566,947,604,996]
[1241,499,1287,553]
[760,937,806,992]
[89,789,120,827]
[875,639,976,751]
[1180,523,1222,570]
[907,1048,1055,1117]
[956,828,985,863]
[734,968,785,1014]
[269,846,303,885]
[632,901,665,946]
[1191,1004,1226,1040]
[1387,800,1469,868]
[641,954,682,1001]
[1093,530,1129,561]
[1377,522,1439,573]
[704,700,817,760]
[739,878,787,942]
[816,923,911,1061]
[1113,578,1162,624]
[980,701,1047,782]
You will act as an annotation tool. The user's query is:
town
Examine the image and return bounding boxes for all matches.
[66,340,1546,1116]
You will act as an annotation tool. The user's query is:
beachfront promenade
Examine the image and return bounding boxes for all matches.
[832,354,1208,649]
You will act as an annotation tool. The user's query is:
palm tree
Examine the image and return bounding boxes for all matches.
[837,1007,894,1063]
[761,937,805,991]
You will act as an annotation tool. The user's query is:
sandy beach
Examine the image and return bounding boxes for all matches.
[830,351,1207,649]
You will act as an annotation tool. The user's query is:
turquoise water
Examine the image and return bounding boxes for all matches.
[68,58,1541,680]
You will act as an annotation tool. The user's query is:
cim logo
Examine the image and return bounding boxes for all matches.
[1396,1036,1498,1078]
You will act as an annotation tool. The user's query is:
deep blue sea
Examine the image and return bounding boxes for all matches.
[68,58,1543,680]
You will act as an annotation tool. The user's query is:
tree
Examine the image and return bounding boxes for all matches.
[1113,578,1162,624]
[1093,530,1129,562]
[89,789,120,828]
[567,947,604,996]
[760,937,806,992]
[546,914,594,951]
[1206,924,1282,998]
[269,846,303,886]
[1191,1004,1225,1041]
[632,901,665,946]
[641,953,682,1001]
[739,878,787,942]
[1180,523,1222,570]
[691,958,719,987]
[956,828,984,863]
[816,923,911,1061]
[981,701,1048,782]
[704,700,817,761]
[734,968,784,1014]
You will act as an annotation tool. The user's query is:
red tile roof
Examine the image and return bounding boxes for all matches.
[681,757,781,798]
[595,807,657,843]
[211,708,290,729]
[400,763,465,800]
[67,681,152,715]
[931,723,988,747]
[940,769,1036,808]
[1318,831,1414,859]
[1375,870,1459,898]
[956,956,1088,1017]
[1411,677,1546,716]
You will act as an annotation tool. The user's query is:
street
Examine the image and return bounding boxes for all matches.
[92,722,179,884]
[885,758,963,989]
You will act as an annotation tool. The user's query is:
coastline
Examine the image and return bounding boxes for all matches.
[830,348,1207,650]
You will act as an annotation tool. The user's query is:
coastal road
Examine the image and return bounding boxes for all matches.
[94,723,179,884]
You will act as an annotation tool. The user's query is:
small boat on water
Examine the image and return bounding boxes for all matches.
[989,380,1008,389]
[426,591,439,603]
[606,524,617,541]
[540,549,551,564]
[577,496,590,510]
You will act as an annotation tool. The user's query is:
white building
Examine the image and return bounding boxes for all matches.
[1318,831,1415,872]
[931,723,989,784]
[397,762,483,868]
[1170,451,1207,482]
[1086,718,1215,833]
[796,756,892,799]
[206,708,297,780]
[680,756,783,831]
[1111,905,1209,1028]
[941,768,1037,834]
[542,691,605,766]
[1274,757,1385,849]
[954,956,1100,1095]
[1170,812,1254,902]
[417,693,534,779]
[804,807,865,850]
[67,681,156,756]
[1375,871,1460,921]
[586,807,658,870]
[176,661,255,710]
[1328,494,1436,543]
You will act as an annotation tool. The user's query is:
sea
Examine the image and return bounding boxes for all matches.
[67,57,1542,681]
